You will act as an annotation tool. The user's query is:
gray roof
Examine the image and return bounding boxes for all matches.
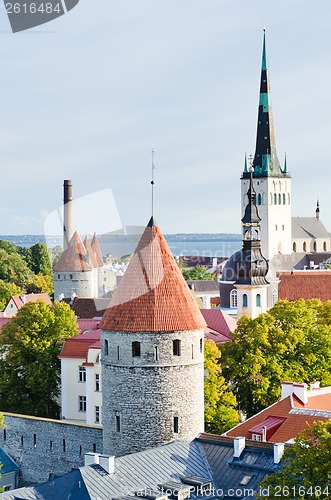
[291,217,330,240]
[0,447,19,475]
[0,437,281,500]
[187,281,220,293]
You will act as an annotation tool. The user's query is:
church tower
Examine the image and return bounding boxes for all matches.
[235,168,271,319]
[241,31,292,260]
[100,217,206,457]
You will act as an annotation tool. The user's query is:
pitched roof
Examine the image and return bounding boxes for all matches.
[224,385,331,443]
[200,308,236,339]
[91,233,104,267]
[278,270,331,302]
[0,446,19,474]
[62,297,111,318]
[4,293,52,311]
[187,280,220,293]
[292,217,330,239]
[58,318,100,360]
[0,438,281,500]
[101,217,206,332]
[83,236,99,268]
[53,231,93,272]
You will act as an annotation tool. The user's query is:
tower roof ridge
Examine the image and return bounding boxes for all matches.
[100,219,206,332]
[91,233,104,267]
[54,231,92,272]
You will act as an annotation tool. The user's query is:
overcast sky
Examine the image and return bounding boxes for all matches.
[0,0,331,236]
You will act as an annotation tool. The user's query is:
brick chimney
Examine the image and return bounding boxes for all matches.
[63,180,73,250]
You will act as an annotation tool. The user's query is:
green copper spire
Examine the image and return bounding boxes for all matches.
[243,153,248,173]
[244,30,288,178]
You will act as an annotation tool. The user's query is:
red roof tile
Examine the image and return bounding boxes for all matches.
[83,236,99,268]
[54,231,93,272]
[58,329,100,359]
[91,233,104,267]
[100,217,206,332]
[278,271,331,302]
[200,309,236,339]
[63,298,111,318]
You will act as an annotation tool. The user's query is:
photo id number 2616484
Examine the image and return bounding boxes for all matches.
[5,2,62,14]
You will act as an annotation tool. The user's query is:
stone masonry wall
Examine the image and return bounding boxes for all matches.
[0,413,102,484]
[101,328,205,457]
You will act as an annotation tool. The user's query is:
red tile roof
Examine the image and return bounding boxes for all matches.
[53,231,93,272]
[58,329,100,359]
[83,236,99,268]
[91,233,104,267]
[100,217,206,332]
[200,309,236,340]
[225,387,331,443]
[6,294,52,311]
[62,297,111,318]
[278,271,331,302]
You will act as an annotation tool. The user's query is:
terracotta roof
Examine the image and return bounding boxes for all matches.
[101,217,206,332]
[278,270,331,302]
[63,297,111,318]
[200,309,236,339]
[53,231,93,272]
[83,236,98,268]
[6,293,52,311]
[58,328,100,360]
[91,233,104,267]
[225,391,331,443]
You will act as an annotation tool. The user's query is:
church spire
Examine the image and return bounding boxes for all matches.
[250,30,284,177]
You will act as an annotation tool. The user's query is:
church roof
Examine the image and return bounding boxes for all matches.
[53,232,93,272]
[291,217,330,240]
[100,217,206,332]
[243,31,288,179]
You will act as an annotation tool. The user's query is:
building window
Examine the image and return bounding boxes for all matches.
[104,339,109,356]
[58,274,61,279]
[70,274,73,279]
[33,434,37,447]
[132,341,141,357]
[275,224,278,231]
[79,396,87,412]
[313,241,317,252]
[21,436,24,446]
[278,193,281,204]
[243,294,248,307]
[324,241,327,251]
[288,193,291,204]
[200,338,203,353]
[174,416,179,433]
[93,443,97,453]
[272,289,278,306]
[63,439,66,452]
[230,289,237,308]
[293,242,297,252]
[116,415,121,432]
[95,373,100,392]
[191,344,194,359]
[154,346,158,361]
[173,339,181,356]
[283,193,286,205]
[3,429,6,441]
[79,366,86,383]
[251,433,261,441]
[270,193,273,205]
[274,193,277,204]
[256,294,261,307]
[50,440,53,450]
[95,406,100,424]
[257,193,262,205]
[117,346,120,360]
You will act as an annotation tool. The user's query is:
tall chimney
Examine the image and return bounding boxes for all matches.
[63,180,73,250]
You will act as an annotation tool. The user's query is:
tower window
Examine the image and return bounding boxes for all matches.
[173,339,181,356]
[63,439,66,452]
[282,225,285,230]
[275,225,278,231]
[293,242,297,252]
[200,338,203,353]
[78,366,86,383]
[104,339,109,356]
[243,294,248,307]
[303,242,307,252]
[132,341,141,357]
[274,193,277,204]
[116,415,121,432]
[230,289,238,308]
[117,346,120,360]
[191,344,194,359]
[278,193,281,204]
[256,294,261,307]
[174,416,179,434]
[154,346,158,361]
[324,241,327,251]
[313,241,317,252]
[257,193,262,205]
[283,193,286,205]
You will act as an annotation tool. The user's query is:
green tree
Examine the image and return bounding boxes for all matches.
[27,242,53,277]
[204,339,239,433]
[182,265,216,281]
[0,248,34,288]
[48,245,64,267]
[0,412,4,491]
[257,420,331,499]
[222,299,331,418]
[0,300,78,419]
[0,280,23,310]
[26,273,54,298]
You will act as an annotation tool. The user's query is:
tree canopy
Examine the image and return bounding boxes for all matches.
[0,247,34,288]
[257,420,331,499]
[221,299,331,417]
[0,300,78,419]
[0,280,23,310]
[204,339,239,433]
[182,265,216,281]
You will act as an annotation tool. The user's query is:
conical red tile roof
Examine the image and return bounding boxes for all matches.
[91,233,104,267]
[54,231,93,272]
[83,236,99,268]
[100,217,206,332]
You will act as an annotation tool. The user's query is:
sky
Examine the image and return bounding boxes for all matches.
[1,0,331,236]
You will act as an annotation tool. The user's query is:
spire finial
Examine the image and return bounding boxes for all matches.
[316,199,320,220]
[151,149,155,217]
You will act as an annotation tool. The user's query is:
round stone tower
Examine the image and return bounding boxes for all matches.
[100,217,206,457]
